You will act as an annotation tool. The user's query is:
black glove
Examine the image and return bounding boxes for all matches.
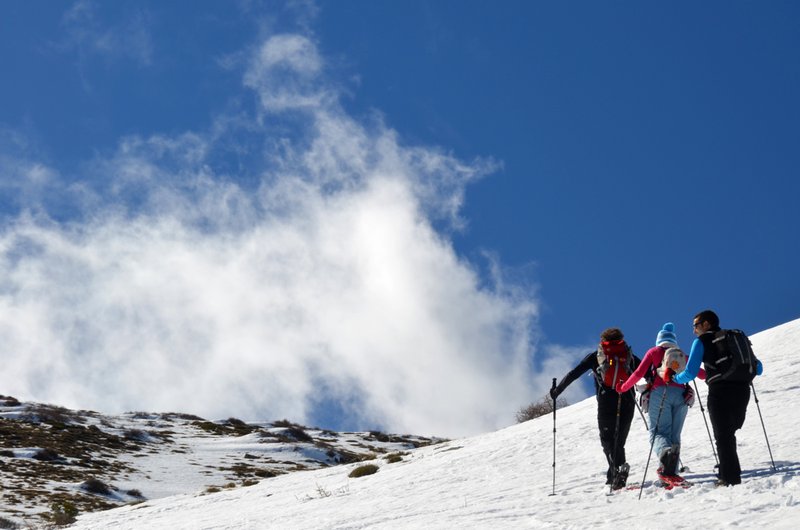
[549,387,560,400]
[683,385,695,407]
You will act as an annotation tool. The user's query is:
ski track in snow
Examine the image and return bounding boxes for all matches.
[60,318,800,528]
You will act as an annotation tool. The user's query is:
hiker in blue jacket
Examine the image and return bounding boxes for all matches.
[673,310,763,486]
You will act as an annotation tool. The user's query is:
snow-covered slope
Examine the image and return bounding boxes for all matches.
[0,407,438,526]
[62,318,800,529]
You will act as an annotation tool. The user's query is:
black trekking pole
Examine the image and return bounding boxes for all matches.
[608,390,624,495]
[633,391,648,430]
[634,391,690,471]
[750,382,776,471]
[634,390,692,471]
[692,380,718,467]
[638,386,669,500]
[550,378,557,496]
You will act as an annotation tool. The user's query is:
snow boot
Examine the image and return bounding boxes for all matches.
[659,445,680,476]
[612,463,629,490]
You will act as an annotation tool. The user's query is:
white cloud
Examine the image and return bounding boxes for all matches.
[60,0,154,67]
[0,32,564,438]
[0,129,61,212]
[244,34,333,112]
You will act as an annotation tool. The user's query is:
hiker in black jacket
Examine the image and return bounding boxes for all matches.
[673,309,764,486]
[550,327,641,489]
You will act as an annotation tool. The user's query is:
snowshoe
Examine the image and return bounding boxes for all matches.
[656,469,692,490]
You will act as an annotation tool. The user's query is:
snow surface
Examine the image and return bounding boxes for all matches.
[66,318,800,528]
[0,408,435,524]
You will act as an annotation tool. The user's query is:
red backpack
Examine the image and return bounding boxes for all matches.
[597,340,633,390]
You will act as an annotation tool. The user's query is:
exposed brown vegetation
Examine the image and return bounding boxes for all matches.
[515,395,569,423]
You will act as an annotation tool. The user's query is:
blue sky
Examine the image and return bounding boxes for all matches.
[332,2,800,348]
[1,1,798,436]
[317,1,800,340]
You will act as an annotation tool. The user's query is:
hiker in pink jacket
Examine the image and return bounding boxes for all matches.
[617,323,705,477]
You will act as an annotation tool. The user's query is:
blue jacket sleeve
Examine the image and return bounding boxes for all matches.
[756,359,763,376]
[673,338,704,384]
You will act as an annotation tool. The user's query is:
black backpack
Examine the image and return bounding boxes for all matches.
[706,329,759,384]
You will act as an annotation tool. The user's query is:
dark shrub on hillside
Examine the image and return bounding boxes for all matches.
[26,404,79,427]
[193,421,229,435]
[81,478,113,496]
[284,426,313,443]
[49,501,78,526]
[0,395,21,407]
[33,448,63,462]
[163,412,205,421]
[329,448,361,465]
[368,431,391,443]
[254,469,281,478]
[348,464,379,478]
[124,429,150,442]
[224,418,260,435]
[515,395,569,423]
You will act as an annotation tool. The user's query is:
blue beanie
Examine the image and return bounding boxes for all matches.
[656,322,678,346]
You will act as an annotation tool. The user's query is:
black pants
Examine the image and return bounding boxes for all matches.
[597,389,635,482]
[707,382,750,485]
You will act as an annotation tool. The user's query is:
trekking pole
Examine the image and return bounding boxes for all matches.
[608,390,624,495]
[692,380,718,466]
[634,394,688,470]
[750,382,776,471]
[549,378,557,496]
[633,391,648,430]
[638,385,669,500]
